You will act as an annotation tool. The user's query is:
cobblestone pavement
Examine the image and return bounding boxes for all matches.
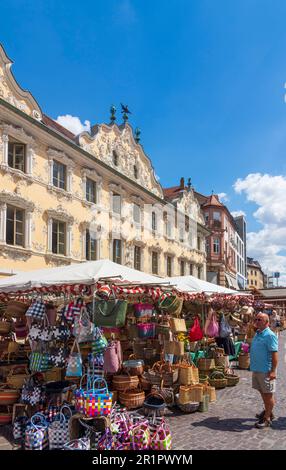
[169,331,286,450]
[1,332,286,451]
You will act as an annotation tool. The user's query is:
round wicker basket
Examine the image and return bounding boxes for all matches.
[112,374,139,391]
[119,389,145,409]
[175,394,200,413]
[208,371,227,389]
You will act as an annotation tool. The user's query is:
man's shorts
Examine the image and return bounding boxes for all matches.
[252,372,276,393]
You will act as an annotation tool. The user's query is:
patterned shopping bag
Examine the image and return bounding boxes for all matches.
[52,321,70,341]
[25,413,49,450]
[28,324,42,341]
[66,340,83,377]
[49,346,67,368]
[26,301,46,321]
[92,327,108,354]
[149,419,172,450]
[73,308,94,343]
[84,377,112,417]
[61,299,83,323]
[48,405,72,449]
[29,351,51,372]
[13,415,29,441]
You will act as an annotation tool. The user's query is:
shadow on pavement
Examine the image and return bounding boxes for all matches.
[191,416,256,432]
[271,417,286,430]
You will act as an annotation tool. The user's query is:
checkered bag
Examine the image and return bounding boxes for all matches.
[28,324,42,341]
[38,315,54,342]
[92,327,108,354]
[62,438,90,450]
[83,377,112,417]
[48,405,72,449]
[66,340,82,377]
[73,307,94,343]
[26,301,46,321]
[52,321,70,341]
[41,404,61,424]
[149,418,172,450]
[13,415,29,441]
[25,413,49,450]
[21,375,45,406]
[87,353,104,377]
[29,351,51,372]
[61,299,83,323]
[49,346,67,368]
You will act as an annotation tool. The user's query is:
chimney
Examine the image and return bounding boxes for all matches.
[180,177,185,189]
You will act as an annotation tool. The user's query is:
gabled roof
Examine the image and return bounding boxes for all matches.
[202,194,224,208]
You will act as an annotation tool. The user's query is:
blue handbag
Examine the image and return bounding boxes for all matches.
[66,340,82,377]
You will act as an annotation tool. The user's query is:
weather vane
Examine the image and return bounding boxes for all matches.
[110,105,116,124]
[121,103,131,123]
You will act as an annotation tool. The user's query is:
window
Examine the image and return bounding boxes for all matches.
[86,178,97,204]
[52,220,66,255]
[213,238,220,254]
[251,270,253,276]
[204,212,209,224]
[86,229,97,260]
[198,266,202,279]
[6,205,25,247]
[152,252,158,275]
[113,151,119,166]
[134,246,141,271]
[254,271,257,276]
[213,211,221,221]
[197,237,201,251]
[237,255,239,270]
[113,239,122,264]
[53,161,66,190]
[179,227,184,243]
[134,165,138,179]
[8,142,25,172]
[167,256,172,277]
[112,193,121,215]
[255,280,257,286]
[190,264,194,276]
[185,216,189,232]
[206,239,210,254]
[164,212,172,238]
[133,204,141,224]
[152,212,157,232]
[180,260,185,276]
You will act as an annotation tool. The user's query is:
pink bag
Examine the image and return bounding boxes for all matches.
[104,340,123,374]
[189,317,203,342]
[204,311,219,337]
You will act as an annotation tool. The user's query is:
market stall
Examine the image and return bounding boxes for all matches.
[0,260,269,450]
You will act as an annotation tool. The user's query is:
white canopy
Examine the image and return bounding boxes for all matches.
[165,275,244,295]
[0,259,162,294]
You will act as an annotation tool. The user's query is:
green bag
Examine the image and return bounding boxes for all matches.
[93,300,128,327]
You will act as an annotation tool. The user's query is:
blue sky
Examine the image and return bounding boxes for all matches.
[2,0,286,280]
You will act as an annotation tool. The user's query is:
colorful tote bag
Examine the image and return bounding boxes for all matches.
[48,405,72,449]
[13,415,29,441]
[93,299,128,327]
[25,413,49,450]
[61,299,83,323]
[149,420,172,450]
[73,307,94,343]
[29,351,51,372]
[84,377,113,417]
[25,301,46,321]
[92,327,108,354]
[66,340,83,377]
[49,346,67,368]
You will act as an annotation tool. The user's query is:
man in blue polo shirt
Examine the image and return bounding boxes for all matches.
[250,312,278,429]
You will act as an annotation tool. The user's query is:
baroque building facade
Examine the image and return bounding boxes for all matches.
[0,44,208,279]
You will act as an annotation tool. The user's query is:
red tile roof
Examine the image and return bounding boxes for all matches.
[163,185,186,199]
[202,194,224,208]
[42,114,76,142]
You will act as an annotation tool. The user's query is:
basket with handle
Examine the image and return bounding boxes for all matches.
[178,384,204,404]
[143,391,166,417]
[238,353,250,370]
[197,358,215,372]
[215,354,229,368]
[7,366,30,389]
[225,369,240,386]
[208,371,227,389]
[158,294,183,317]
[122,355,144,376]
[178,358,199,385]
[112,373,139,391]
[118,388,145,409]
[175,394,200,413]
[84,377,113,417]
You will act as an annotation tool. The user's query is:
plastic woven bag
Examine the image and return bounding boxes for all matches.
[25,413,49,450]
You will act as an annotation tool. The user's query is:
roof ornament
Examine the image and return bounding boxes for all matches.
[121,103,131,123]
[110,105,116,124]
[135,127,141,143]
[187,178,192,190]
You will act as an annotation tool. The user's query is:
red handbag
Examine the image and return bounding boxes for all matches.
[189,317,203,342]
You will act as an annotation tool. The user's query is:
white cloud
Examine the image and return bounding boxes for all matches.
[231,210,246,218]
[55,115,91,136]
[234,173,286,285]
[218,192,229,202]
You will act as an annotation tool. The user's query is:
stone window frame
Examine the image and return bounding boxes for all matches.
[0,191,34,251]
[47,148,75,196]
[46,207,74,258]
[81,168,102,208]
[80,220,102,261]
[0,123,36,177]
[109,183,127,221]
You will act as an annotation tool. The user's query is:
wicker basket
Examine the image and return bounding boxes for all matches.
[43,368,63,382]
[178,384,204,404]
[147,362,179,387]
[208,371,227,389]
[199,375,208,384]
[6,367,30,389]
[178,360,199,386]
[204,385,216,402]
[122,355,144,376]
[112,374,139,391]
[143,391,166,417]
[119,389,145,409]
[238,353,250,370]
[215,355,229,368]
[139,373,151,391]
[169,318,187,333]
[175,394,200,413]
[0,320,12,335]
[225,370,240,387]
[0,386,20,405]
[197,358,215,371]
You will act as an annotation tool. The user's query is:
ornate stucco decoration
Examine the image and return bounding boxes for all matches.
[0,190,35,211]
[46,205,74,224]
[47,148,75,168]
[0,45,42,120]
[0,244,32,261]
[77,123,163,199]
[148,243,163,253]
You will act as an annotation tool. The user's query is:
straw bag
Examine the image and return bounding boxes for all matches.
[178,384,204,404]
[204,384,216,402]
[7,366,30,389]
[238,353,250,369]
[215,354,230,368]
[208,371,227,389]
[158,295,183,317]
[178,359,199,385]
[5,300,29,318]
[169,318,187,333]
[197,358,215,372]
[0,318,12,335]
[164,340,184,356]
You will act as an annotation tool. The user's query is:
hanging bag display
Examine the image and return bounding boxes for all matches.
[92,327,108,354]
[219,314,232,338]
[48,405,72,449]
[66,340,83,377]
[21,375,45,406]
[204,311,219,338]
[84,377,113,418]
[49,346,68,368]
[188,317,203,342]
[73,307,94,343]
[25,300,46,322]
[25,413,49,450]
[29,350,51,373]
[103,340,123,374]
[93,292,128,328]
[134,303,154,318]
[52,320,71,342]
[38,314,54,342]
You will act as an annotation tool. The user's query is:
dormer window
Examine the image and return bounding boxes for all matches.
[8,141,26,172]
[113,150,119,167]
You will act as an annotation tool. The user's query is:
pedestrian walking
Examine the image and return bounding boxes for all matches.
[270,310,280,338]
[250,313,278,429]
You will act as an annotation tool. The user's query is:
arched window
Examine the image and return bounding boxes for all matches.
[113,150,119,166]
